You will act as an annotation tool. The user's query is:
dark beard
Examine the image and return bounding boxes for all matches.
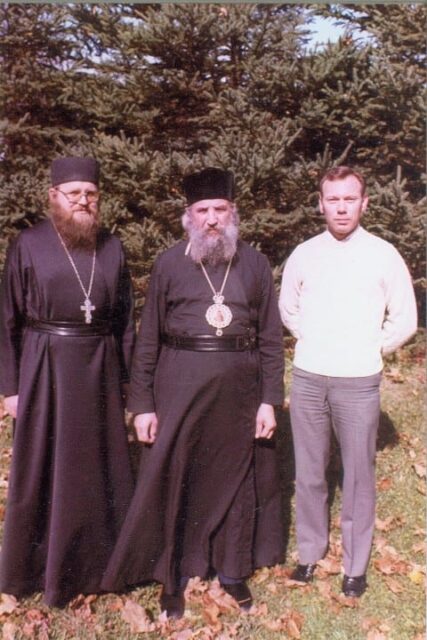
[50,204,99,250]
[186,221,239,266]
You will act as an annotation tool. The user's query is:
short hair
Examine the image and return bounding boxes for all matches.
[319,166,366,196]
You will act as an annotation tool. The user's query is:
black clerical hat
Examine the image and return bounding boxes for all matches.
[50,157,100,186]
[183,168,235,205]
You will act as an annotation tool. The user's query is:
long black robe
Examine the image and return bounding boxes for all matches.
[0,219,135,606]
[102,240,284,594]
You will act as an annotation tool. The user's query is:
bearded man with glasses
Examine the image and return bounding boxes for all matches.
[0,156,135,606]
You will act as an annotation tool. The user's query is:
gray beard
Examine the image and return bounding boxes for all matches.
[187,222,239,266]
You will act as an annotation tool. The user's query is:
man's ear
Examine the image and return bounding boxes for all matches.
[361,195,369,214]
[318,193,324,215]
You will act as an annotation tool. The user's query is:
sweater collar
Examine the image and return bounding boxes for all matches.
[324,225,364,246]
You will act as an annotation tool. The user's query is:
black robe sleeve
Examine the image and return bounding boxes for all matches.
[0,237,26,397]
[127,257,166,414]
[111,247,135,384]
[256,254,284,406]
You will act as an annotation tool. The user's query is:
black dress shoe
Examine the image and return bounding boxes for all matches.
[290,563,316,583]
[159,588,185,619]
[221,581,253,610]
[342,574,367,597]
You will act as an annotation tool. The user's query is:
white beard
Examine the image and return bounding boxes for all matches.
[184,217,239,266]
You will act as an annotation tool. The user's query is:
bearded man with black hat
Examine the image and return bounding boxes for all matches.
[0,157,135,606]
[101,168,284,618]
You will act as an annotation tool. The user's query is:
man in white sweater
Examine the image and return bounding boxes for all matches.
[279,166,417,597]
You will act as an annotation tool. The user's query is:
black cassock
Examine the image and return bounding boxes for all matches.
[102,240,284,595]
[0,219,135,606]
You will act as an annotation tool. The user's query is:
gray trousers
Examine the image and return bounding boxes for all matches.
[290,366,382,577]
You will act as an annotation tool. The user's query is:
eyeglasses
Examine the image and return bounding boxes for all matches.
[55,188,100,204]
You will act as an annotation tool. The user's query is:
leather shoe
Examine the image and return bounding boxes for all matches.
[342,574,367,597]
[290,563,316,583]
[221,581,253,610]
[159,588,185,619]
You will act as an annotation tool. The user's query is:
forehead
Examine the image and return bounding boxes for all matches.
[321,176,363,197]
[57,181,98,191]
[190,198,232,211]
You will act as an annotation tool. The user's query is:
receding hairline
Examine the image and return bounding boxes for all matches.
[319,166,366,196]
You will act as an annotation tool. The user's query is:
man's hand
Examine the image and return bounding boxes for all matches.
[134,412,158,444]
[4,395,18,419]
[255,403,276,440]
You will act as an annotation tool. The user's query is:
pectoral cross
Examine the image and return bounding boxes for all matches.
[81,298,96,324]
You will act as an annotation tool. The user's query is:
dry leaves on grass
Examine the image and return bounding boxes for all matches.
[21,609,51,640]
[373,542,410,576]
[377,476,393,491]
[375,515,405,532]
[121,599,155,633]
[262,609,304,638]
[315,580,359,613]
[2,622,18,640]
[0,594,18,616]
[408,567,426,586]
[361,617,392,640]
[384,367,405,383]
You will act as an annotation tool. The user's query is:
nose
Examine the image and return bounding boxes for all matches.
[206,209,218,226]
[337,199,347,213]
[77,193,89,204]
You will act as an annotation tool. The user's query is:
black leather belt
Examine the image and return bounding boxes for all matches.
[162,333,257,352]
[27,318,112,336]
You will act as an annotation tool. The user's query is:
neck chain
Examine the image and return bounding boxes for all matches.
[199,259,233,336]
[53,225,97,324]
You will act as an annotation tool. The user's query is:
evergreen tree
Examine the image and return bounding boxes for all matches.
[0,3,424,315]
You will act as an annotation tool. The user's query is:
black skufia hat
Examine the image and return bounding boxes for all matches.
[183,167,235,205]
[50,157,100,186]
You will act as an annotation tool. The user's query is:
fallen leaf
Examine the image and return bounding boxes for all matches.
[107,597,125,612]
[374,553,409,575]
[206,581,239,612]
[375,515,405,532]
[202,600,221,626]
[263,610,303,637]
[2,622,17,640]
[316,581,332,599]
[174,630,194,640]
[317,557,341,575]
[385,367,404,383]
[413,463,426,478]
[412,541,426,554]
[361,617,381,631]
[0,594,18,615]
[408,570,425,585]
[416,482,426,496]
[366,632,387,640]
[384,576,404,593]
[377,477,392,491]
[334,593,359,608]
[287,616,302,638]
[121,599,154,633]
[248,602,268,616]
[252,567,270,584]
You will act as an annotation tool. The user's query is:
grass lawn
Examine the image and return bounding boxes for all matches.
[0,333,425,639]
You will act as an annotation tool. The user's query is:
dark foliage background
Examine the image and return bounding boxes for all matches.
[0,3,425,316]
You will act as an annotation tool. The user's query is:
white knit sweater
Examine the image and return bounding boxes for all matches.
[279,226,417,377]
